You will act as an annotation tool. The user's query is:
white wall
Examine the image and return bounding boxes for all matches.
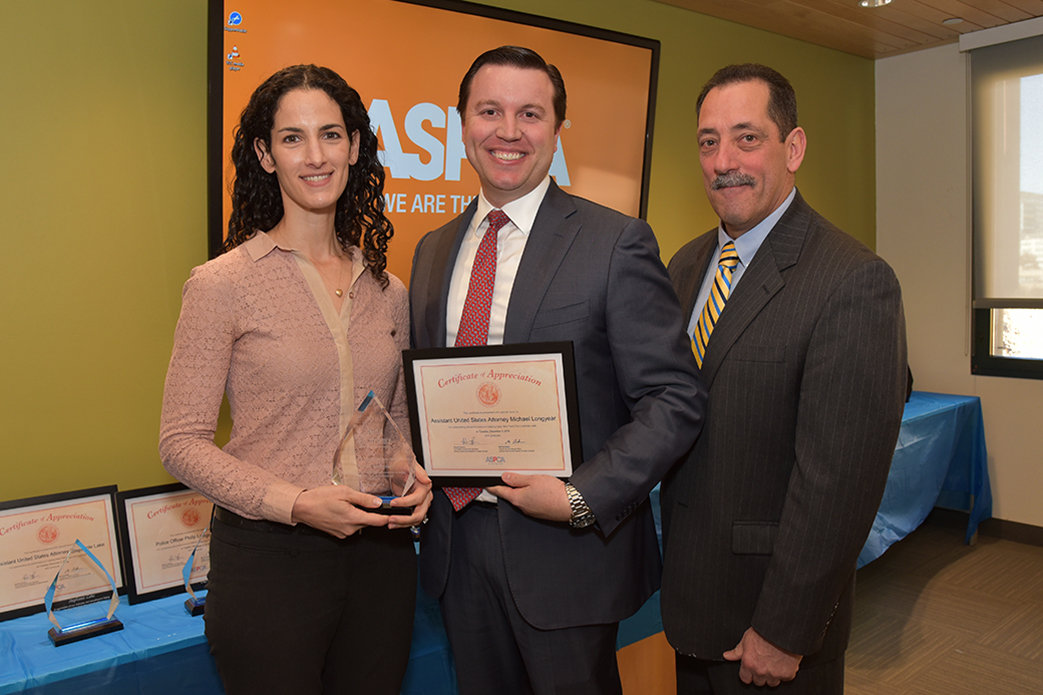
[876,44,1043,528]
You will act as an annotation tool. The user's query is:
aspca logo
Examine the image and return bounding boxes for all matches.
[485,456,507,465]
[367,100,571,185]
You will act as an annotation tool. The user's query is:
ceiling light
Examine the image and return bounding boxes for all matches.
[859,0,892,7]
[942,17,964,26]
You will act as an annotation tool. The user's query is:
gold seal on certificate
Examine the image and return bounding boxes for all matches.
[333,390,417,515]
[0,487,123,625]
[403,342,582,484]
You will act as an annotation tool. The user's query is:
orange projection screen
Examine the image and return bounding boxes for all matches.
[208,0,659,282]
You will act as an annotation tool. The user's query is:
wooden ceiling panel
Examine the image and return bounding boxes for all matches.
[652,0,1043,58]
[916,0,1025,26]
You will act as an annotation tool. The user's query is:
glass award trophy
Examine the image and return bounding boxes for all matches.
[332,390,416,514]
[182,523,210,616]
[44,540,122,646]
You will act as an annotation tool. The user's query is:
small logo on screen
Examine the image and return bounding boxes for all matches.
[228,12,242,26]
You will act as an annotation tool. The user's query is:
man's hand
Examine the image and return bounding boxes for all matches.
[487,472,571,522]
[723,627,802,687]
[290,485,388,538]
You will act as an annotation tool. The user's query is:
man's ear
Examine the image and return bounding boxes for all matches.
[785,127,806,174]
[255,138,275,174]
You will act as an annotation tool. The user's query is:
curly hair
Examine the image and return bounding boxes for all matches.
[225,64,392,287]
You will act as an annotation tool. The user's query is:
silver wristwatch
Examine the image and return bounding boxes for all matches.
[565,482,596,528]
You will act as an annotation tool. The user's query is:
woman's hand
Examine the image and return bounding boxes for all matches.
[291,485,389,538]
[387,461,433,530]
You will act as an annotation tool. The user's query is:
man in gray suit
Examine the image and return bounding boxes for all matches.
[409,46,705,695]
[661,64,907,693]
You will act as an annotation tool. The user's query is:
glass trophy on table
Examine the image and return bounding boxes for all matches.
[182,522,210,616]
[332,390,416,515]
[44,540,122,646]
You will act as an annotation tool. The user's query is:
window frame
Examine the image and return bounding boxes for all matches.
[971,307,1043,379]
[968,31,1043,380]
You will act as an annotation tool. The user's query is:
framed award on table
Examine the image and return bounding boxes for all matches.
[403,342,583,486]
[116,483,212,606]
[0,486,124,643]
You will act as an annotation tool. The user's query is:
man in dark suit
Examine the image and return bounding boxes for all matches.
[660,64,907,693]
[409,46,705,695]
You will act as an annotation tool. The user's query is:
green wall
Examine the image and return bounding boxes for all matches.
[0,0,874,502]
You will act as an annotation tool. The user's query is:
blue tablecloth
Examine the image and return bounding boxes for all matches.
[857,391,991,567]
[0,391,990,694]
[0,590,454,695]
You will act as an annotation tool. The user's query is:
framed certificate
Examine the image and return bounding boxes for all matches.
[116,483,212,604]
[0,486,123,621]
[403,342,583,485]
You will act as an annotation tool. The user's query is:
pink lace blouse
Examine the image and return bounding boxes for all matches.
[159,232,410,524]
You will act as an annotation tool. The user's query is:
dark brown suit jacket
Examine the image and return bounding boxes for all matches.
[661,191,906,664]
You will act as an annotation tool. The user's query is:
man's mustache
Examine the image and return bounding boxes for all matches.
[711,172,756,190]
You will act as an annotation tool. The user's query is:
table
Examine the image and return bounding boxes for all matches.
[857,391,991,567]
[0,391,990,694]
[0,589,456,695]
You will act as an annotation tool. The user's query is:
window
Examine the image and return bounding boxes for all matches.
[970,33,1043,379]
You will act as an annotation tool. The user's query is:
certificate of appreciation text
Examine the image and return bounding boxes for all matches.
[405,343,581,480]
[0,488,122,620]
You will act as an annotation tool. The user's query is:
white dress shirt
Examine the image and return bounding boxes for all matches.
[446,177,552,346]
[445,177,552,501]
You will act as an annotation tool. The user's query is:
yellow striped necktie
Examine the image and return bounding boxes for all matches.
[692,241,739,368]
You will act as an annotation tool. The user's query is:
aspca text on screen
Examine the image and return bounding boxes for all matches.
[369,100,571,185]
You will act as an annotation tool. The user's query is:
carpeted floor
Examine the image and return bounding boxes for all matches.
[846,511,1043,694]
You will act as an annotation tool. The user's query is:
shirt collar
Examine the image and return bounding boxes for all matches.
[243,231,278,261]
[473,176,552,236]
[717,186,797,266]
[245,231,366,283]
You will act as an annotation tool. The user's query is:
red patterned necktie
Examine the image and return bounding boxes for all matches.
[444,210,511,512]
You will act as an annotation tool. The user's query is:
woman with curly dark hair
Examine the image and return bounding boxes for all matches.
[160,64,431,694]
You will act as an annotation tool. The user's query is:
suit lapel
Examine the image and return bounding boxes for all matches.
[678,236,717,320]
[699,191,812,385]
[424,202,477,349]
[502,181,580,344]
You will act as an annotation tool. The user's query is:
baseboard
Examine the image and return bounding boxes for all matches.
[978,517,1043,548]
[925,507,1043,548]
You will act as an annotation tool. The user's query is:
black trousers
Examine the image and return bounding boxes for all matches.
[205,512,417,695]
[676,652,845,694]
[439,503,623,695]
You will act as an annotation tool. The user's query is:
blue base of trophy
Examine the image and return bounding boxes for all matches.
[47,617,123,646]
[185,596,206,616]
[378,496,413,515]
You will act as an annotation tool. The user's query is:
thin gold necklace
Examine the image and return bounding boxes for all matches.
[268,228,346,297]
[315,252,346,297]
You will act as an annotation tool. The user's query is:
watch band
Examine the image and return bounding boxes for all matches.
[565,482,596,528]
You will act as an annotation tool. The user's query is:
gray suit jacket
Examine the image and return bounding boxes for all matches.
[409,181,706,629]
[661,191,906,662]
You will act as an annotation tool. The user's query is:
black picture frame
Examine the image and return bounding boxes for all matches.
[115,483,212,605]
[0,486,122,622]
[403,341,583,487]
